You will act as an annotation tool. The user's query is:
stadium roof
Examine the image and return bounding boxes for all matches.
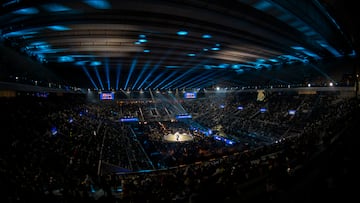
[0,0,358,91]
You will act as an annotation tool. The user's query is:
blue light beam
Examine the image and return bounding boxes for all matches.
[138,50,173,90]
[93,66,104,90]
[132,61,151,90]
[145,71,167,90]
[116,63,121,90]
[154,70,179,90]
[82,66,98,90]
[124,58,137,90]
[104,59,110,90]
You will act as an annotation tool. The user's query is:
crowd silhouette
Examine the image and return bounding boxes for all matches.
[1,89,359,202]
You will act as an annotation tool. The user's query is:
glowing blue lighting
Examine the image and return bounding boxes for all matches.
[253,1,272,11]
[203,48,208,51]
[165,66,180,69]
[36,54,46,62]
[51,126,58,136]
[218,64,229,68]
[58,56,74,62]
[156,70,178,90]
[138,39,147,43]
[260,108,267,113]
[177,30,188,36]
[42,3,71,12]
[134,41,141,45]
[94,67,104,90]
[202,34,212,39]
[2,0,18,7]
[236,69,244,74]
[22,35,34,39]
[140,59,163,89]
[105,60,110,90]
[269,59,279,62]
[143,49,150,53]
[176,71,217,89]
[47,25,71,31]
[204,65,211,69]
[225,140,234,145]
[139,34,146,38]
[12,7,39,15]
[91,186,95,193]
[237,106,243,110]
[133,61,150,90]
[37,44,49,49]
[145,71,166,90]
[3,30,38,37]
[302,50,321,59]
[116,64,121,90]
[213,135,235,145]
[31,49,65,54]
[84,0,111,9]
[124,58,137,90]
[161,61,204,89]
[232,64,241,69]
[187,53,196,57]
[74,61,88,66]
[298,25,310,32]
[90,61,101,66]
[255,63,272,69]
[318,41,342,57]
[175,114,192,119]
[120,117,139,122]
[30,41,47,46]
[291,46,305,50]
[348,50,357,57]
[211,47,220,51]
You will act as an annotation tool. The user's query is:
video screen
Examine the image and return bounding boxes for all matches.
[184,92,197,99]
[175,114,192,119]
[100,92,114,100]
[120,117,139,122]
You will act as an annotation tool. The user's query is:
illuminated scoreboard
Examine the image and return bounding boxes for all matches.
[99,92,114,100]
[183,92,197,99]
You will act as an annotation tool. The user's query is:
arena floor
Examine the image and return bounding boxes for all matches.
[163,132,194,142]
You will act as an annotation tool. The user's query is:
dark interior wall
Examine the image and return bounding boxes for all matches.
[0,43,59,83]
